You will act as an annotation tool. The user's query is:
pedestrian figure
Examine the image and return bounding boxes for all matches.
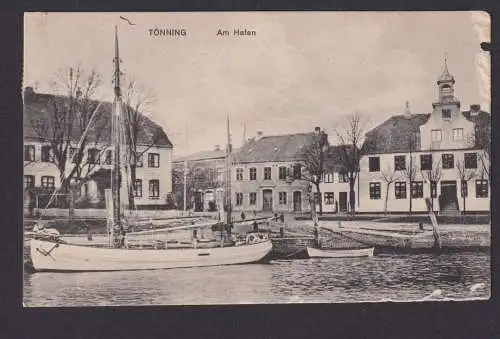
[253,220,258,232]
[274,213,278,221]
[279,212,285,223]
[419,222,424,231]
[241,211,246,220]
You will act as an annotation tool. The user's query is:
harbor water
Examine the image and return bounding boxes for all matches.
[23,251,490,306]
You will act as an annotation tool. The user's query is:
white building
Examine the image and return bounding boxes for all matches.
[315,145,351,213]
[357,62,490,214]
[23,87,173,212]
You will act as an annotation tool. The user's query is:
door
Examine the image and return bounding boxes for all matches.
[293,191,302,212]
[440,181,457,209]
[262,189,273,211]
[339,192,348,212]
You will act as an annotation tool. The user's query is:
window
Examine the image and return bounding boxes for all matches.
[394,155,406,171]
[442,109,451,119]
[216,167,224,181]
[136,154,143,167]
[279,166,287,180]
[461,180,468,198]
[264,167,272,180]
[279,192,287,205]
[323,171,334,183]
[236,168,244,181]
[41,146,53,162]
[442,153,454,169]
[324,192,334,205]
[369,182,381,200]
[369,157,380,172]
[411,181,423,199]
[206,168,214,182]
[464,153,477,169]
[338,172,348,183]
[24,145,35,162]
[430,181,437,198]
[475,180,488,198]
[148,153,160,168]
[420,154,432,171]
[293,164,302,179]
[395,181,407,199]
[104,150,112,165]
[24,175,35,188]
[236,193,243,206]
[41,176,55,189]
[249,167,257,180]
[148,180,160,199]
[87,148,100,164]
[249,192,257,205]
[452,128,464,141]
[134,179,143,197]
[431,129,442,142]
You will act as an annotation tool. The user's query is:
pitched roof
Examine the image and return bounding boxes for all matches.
[173,149,227,163]
[23,89,173,147]
[233,132,317,163]
[361,109,491,155]
[324,145,350,173]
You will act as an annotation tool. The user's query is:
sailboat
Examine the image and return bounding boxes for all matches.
[28,25,272,272]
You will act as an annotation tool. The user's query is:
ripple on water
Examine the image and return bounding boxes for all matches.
[23,252,490,306]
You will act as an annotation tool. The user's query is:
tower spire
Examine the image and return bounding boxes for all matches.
[113,25,121,98]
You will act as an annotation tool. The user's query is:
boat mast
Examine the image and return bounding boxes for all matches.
[112,25,123,247]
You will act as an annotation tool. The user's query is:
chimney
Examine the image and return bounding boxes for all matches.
[404,101,412,118]
[470,104,480,115]
[214,145,221,152]
[255,130,263,141]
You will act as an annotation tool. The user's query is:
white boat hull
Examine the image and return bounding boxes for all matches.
[29,238,272,272]
[306,246,374,258]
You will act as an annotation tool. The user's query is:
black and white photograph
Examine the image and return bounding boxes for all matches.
[22,12,491,307]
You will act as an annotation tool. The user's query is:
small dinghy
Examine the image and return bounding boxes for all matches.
[306,246,374,258]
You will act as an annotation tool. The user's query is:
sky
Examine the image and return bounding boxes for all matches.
[24,12,490,158]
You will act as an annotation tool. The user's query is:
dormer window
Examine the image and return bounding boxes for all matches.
[441,109,451,120]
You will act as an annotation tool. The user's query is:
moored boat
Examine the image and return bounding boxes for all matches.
[306,246,374,258]
[27,24,273,273]
[29,237,271,272]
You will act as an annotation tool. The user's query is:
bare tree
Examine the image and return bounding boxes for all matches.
[456,159,476,214]
[26,65,106,199]
[121,78,163,209]
[402,155,418,215]
[476,126,491,181]
[172,163,218,211]
[334,114,367,214]
[381,165,400,216]
[289,128,329,215]
[420,158,442,211]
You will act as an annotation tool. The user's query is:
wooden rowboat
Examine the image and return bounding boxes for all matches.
[306,246,374,258]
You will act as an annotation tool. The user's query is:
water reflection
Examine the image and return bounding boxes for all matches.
[24,252,490,307]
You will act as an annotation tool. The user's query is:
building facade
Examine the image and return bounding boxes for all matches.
[357,62,490,214]
[231,130,321,213]
[23,87,173,212]
[171,146,227,211]
[314,146,351,213]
